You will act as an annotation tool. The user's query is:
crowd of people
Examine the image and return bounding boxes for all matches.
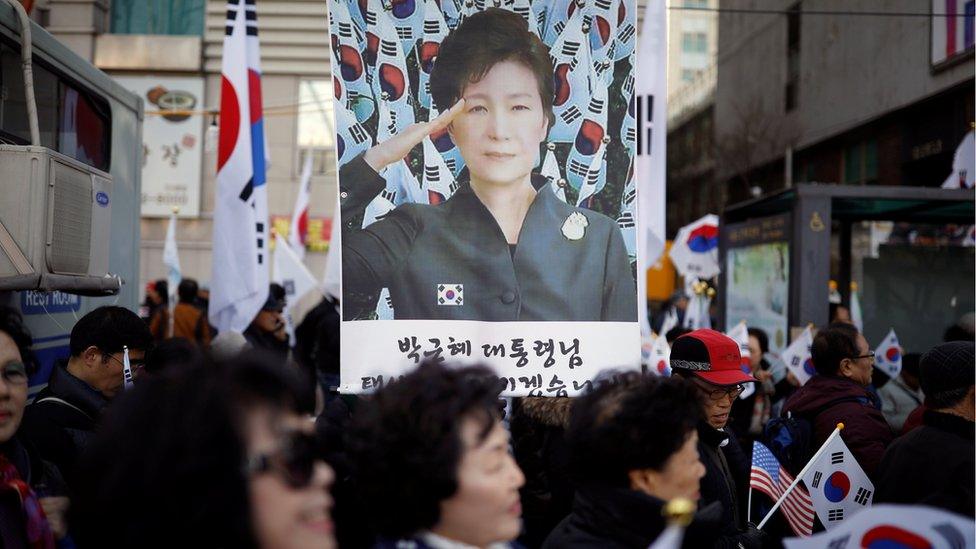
[0,284,970,547]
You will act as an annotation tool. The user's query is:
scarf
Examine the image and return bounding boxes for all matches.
[0,453,54,549]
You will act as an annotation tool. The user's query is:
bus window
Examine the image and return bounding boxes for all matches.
[0,39,111,171]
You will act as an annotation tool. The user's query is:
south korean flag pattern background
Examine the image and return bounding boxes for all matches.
[801,432,874,529]
[783,504,975,549]
[873,328,903,379]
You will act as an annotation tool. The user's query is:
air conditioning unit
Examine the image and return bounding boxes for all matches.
[0,145,121,295]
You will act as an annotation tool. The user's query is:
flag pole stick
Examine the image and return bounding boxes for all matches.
[747,485,753,524]
[757,423,845,530]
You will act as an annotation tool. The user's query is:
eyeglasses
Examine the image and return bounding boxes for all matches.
[107,353,146,372]
[245,432,319,489]
[692,379,746,401]
[850,351,875,361]
[0,361,28,386]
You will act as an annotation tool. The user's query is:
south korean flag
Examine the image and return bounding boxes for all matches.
[437,284,463,306]
[801,430,875,529]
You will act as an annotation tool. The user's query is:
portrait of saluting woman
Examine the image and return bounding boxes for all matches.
[340,8,637,322]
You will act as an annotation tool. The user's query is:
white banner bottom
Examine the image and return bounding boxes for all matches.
[340,320,641,396]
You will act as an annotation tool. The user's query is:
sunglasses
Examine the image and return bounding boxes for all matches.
[245,431,319,489]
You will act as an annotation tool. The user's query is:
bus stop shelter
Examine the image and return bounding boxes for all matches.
[718,183,975,353]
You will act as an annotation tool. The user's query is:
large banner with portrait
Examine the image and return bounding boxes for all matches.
[330,0,643,395]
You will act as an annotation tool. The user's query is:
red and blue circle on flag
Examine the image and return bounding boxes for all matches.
[686,224,719,253]
[823,471,851,503]
[861,525,932,549]
[390,0,416,19]
[379,63,407,101]
[574,120,605,156]
[885,347,901,363]
[803,357,816,376]
[553,64,572,107]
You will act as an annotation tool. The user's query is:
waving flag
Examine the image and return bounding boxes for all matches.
[542,0,574,44]
[800,429,875,529]
[210,0,269,333]
[751,441,815,536]
[669,214,720,280]
[613,0,636,61]
[727,320,756,399]
[620,70,636,159]
[540,142,567,203]
[783,504,975,549]
[416,0,448,110]
[331,0,374,122]
[272,237,322,344]
[873,328,903,379]
[334,99,372,168]
[589,0,618,87]
[782,325,815,385]
[618,165,636,256]
[566,63,608,194]
[575,136,608,207]
[941,130,975,189]
[441,0,464,29]
[322,194,341,301]
[649,333,670,376]
[388,0,424,57]
[423,136,458,205]
[288,153,313,260]
[548,7,590,143]
[163,208,182,337]
[370,6,415,136]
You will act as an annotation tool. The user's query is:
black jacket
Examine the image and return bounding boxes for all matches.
[875,410,975,517]
[340,155,637,321]
[542,484,723,549]
[697,422,764,549]
[21,361,108,493]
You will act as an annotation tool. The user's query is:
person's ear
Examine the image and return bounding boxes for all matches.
[628,469,657,497]
[81,346,102,369]
[837,358,853,379]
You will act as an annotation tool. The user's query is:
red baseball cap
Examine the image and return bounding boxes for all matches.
[670,329,757,386]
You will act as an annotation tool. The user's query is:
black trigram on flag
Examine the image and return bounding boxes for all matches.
[811,471,823,488]
[827,509,844,522]
[827,535,852,549]
[395,27,413,40]
[831,452,844,465]
[636,94,653,156]
[560,106,583,125]
[854,487,872,505]
[618,24,636,44]
[350,124,369,145]
[568,159,589,178]
[617,211,635,229]
[338,21,354,39]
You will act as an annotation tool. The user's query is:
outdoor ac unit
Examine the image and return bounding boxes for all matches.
[0,145,121,295]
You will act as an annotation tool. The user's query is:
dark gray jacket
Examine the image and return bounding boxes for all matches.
[340,155,637,321]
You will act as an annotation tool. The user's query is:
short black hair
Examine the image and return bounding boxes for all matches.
[69,306,153,357]
[348,362,503,538]
[665,326,692,344]
[811,322,861,377]
[430,8,554,127]
[747,327,769,354]
[153,279,168,304]
[71,355,305,548]
[0,306,37,375]
[177,279,199,303]
[567,373,701,488]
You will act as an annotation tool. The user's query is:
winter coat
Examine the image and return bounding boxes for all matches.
[541,484,724,549]
[21,361,108,493]
[878,376,924,433]
[171,302,211,346]
[510,397,573,548]
[875,410,975,517]
[782,375,893,478]
[696,422,765,548]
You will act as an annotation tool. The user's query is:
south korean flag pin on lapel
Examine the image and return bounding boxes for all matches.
[437,284,463,306]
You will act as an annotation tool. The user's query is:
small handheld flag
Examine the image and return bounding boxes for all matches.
[122,345,134,390]
[873,328,902,379]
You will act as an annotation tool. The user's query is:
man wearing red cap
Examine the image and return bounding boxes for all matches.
[671,329,765,548]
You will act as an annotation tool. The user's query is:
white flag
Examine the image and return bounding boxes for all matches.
[941,130,974,189]
[800,430,875,529]
[163,209,182,307]
[726,321,755,399]
[272,237,322,343]
[540,143,566,203]
[210,0,269,333]
[649,333,671,376]
[873,328,902,379]
[322,193,341,301]
[782,325,815,385]
[547,6,590,143]
[784,504,975,549]
[850,287,863,332]
[288,153,313,260]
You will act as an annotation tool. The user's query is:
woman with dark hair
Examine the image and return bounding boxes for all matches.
[71,355,335,548]
[0,306,67,546]
[348,361,524,548]
[340,8,636,322]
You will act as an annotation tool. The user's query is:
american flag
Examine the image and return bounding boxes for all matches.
[750,442,815,536]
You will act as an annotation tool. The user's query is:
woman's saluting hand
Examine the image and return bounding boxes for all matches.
[362,99,466,173]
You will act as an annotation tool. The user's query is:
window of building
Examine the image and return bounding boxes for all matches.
[683,0,709,8]
[296,79,337,176]
[110,0,206,36]
[843,140,878,184]
[682,32,707,53]
[785,2,801,111]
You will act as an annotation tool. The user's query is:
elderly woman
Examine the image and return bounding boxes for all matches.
[349,362,525,548]
[341,8,636,322]
[0,306,67,546]
[71,355,335,548]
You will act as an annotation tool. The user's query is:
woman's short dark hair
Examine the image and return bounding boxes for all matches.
[429,8,554,128]
[0,306,37,375]
[811,322,861,377]
[348,361,503,538]
[567,373,702,488]
[747,327,769,354]
[71,355,305,548]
